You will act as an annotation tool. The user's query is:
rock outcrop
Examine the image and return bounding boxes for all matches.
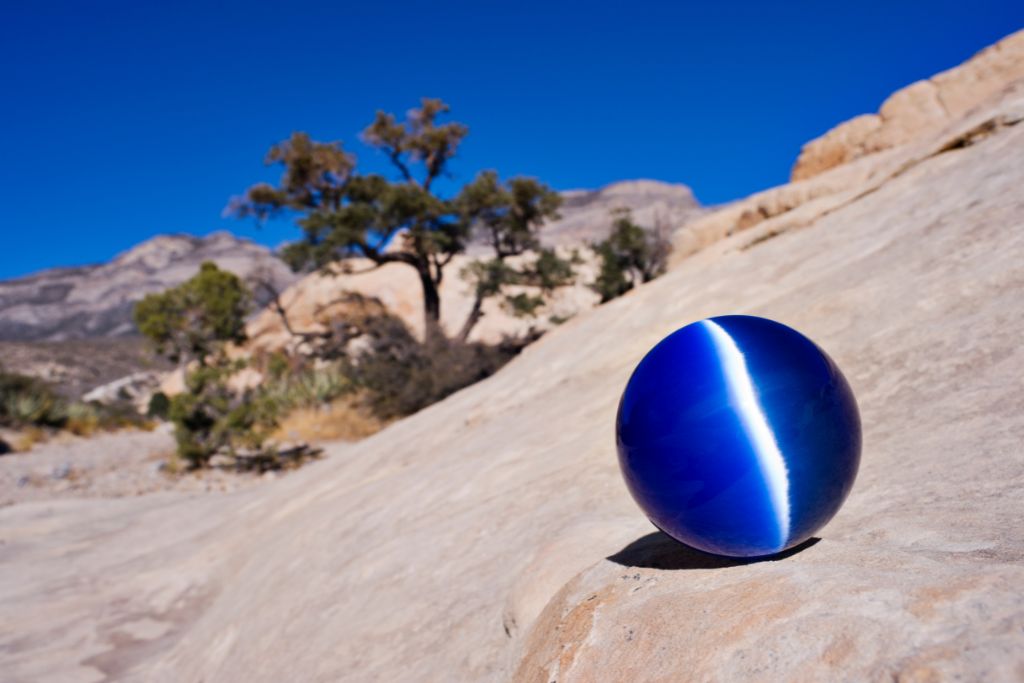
[673,68,1024,265]
[245,179,700,351]
[81,371,163,412]
[791,28,1024,181]
[538,179,703,246]
[3,35,1024,683]
[244,251,601,351]
[0,232,296,341]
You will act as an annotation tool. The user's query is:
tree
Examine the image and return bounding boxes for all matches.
[133,262,250,366]
[592,209,672,303]
[231,98,571,342]
[134,263,265,468]
[455,171,574,340]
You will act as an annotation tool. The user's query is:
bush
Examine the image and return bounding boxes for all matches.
[92,401,155,432]
[0,368,152,439]
[168,362,280,468]
[278,365,352,408]
[272,400,381,444]
[342,312,520,420]
[149,276,525,467]
[147,391,171,419]
[592,209,672,303]
[265,350,292,381]
[63,401,100,436]
[0,370,67,428]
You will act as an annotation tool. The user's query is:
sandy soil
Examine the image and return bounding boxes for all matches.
[0,425,279,507]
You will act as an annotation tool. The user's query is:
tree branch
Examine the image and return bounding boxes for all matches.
[387,148,415,185]
[456,289,485,343]
[323,260,386,277]
[422,144,448,191]
[351,238,416,267]
[254,276,335,346]
[255,278,298,338]
[438,251,457,269]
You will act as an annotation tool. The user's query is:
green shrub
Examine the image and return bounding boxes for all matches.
[592,209,672,303]
[503,292,546,318]
[0,370,68,428]
[135,263,265,467]
[147,391,171,419]
[168,362,281,468]
[254,359,354,417]
[133,261,250,365]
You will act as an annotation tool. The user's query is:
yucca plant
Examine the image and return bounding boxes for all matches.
[291,366,351,407]
[0,370,67,428]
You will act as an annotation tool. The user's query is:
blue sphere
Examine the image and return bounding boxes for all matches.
[616,315,861,558]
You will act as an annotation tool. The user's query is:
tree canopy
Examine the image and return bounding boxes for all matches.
[232,98,570,341]
[133,261,250,365]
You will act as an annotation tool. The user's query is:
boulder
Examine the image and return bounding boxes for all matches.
[674,78,1024,266]
[791,28,1024,180]
[244,250,602,350]
[81,371,163,412]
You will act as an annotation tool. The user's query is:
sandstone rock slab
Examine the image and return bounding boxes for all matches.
[791,28,1024,180]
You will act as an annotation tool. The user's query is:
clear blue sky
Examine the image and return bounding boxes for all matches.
[2,1,1021,280]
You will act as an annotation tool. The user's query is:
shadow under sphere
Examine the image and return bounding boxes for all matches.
[607,531,821,571]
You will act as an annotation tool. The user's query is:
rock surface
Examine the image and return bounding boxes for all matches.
[0,232,296,341]
[3,48,1024,683]
[791,28,1024,181]
[0,425,277,505]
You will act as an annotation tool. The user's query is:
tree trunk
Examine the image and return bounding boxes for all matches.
[417,264,444,343]
[456,292,484,343]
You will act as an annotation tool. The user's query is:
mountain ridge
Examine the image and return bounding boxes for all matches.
[0,231,297,341]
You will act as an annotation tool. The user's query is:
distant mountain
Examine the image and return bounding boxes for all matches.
[0,232,297,341]
[0,337,172,398]
[541,179,704,246]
